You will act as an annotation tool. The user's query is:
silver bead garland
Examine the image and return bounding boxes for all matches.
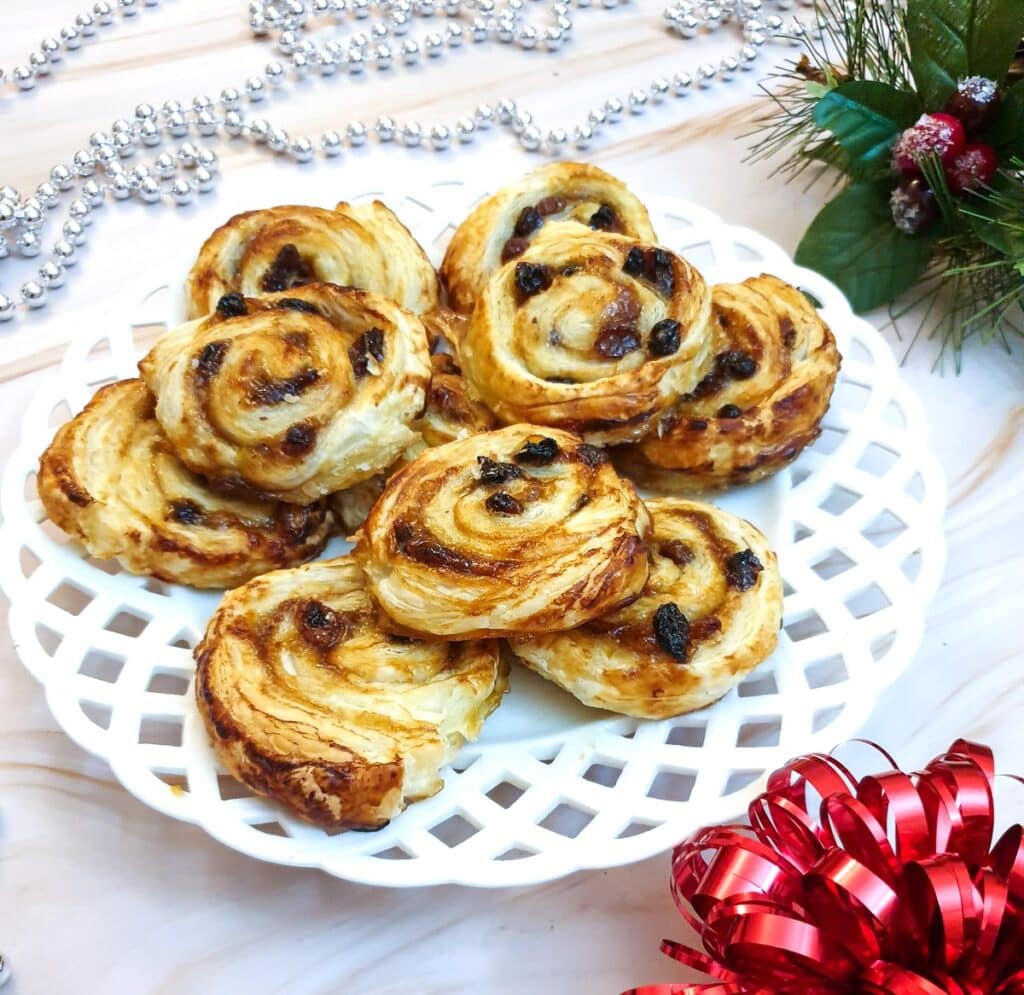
[0,0,816,325]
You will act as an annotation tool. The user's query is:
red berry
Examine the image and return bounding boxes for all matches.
[890,177,939,235]
[944,76,1001,136]
[891,113,966,176]
[946,142,998,194]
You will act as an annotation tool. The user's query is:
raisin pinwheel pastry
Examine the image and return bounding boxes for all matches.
[140,284,432,504]
[38,380,331,589]
[329,348,497,533]
[508,498,783,719]
[185,200,439,317]
[196,557,507,830]
[440,161,657,314]
[353,425,651,639]
[615,274,841,492]
[459,232,712,445]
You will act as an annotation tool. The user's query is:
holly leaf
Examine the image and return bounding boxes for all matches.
[906,0,1024,109]
[985,80,1024,155]
[811,81,922,173]
[794,182,936,313]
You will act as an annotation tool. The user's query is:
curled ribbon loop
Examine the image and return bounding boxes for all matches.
[628,740,1024,994]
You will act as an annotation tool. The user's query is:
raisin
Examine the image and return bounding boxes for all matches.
[513,206,544,238]
[249,368,320,405]
[348,327,386,378]
[514,262,552,301]
[196,340,229,383]
[477,456,522,485]
[653,603,690,662]
[169,500,203,525]
[649,318,682,357]
[501,237,529,263]
[260,244,315,292]
[725,549,764,591]
[660,540,694,566]
[485,492,524,515]
[215,292,247,318]
[276,297,319,314]
[282,423,317,456]
[299,600,346,650]
[779,317,797,349]
[588,204,619,231]
[718,404,742,419]
[689,418,709,431]
[622,246,676,297]
[577,443,607,467]
[515,437,559,465]
[623,247,646,277]
[717,351,757,380]
[595,324,641,359]
[535,196,566,216]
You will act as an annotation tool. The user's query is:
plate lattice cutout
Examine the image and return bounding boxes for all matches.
[0,182,946,887]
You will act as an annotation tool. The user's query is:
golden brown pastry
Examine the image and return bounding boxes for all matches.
[353,424,652,639]
[614,274,841,491]
[140,283,432,504]
[440,162,657,314]
[185,201,439,317]
[329,349,497,533]
[508,497,783,718]
[195,557,507,830]
[37,379,330,589]
[460,231,712,444]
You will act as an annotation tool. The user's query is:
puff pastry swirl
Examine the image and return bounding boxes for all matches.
[196,557,507,829]
[460,232,712,444]
[140,283,432,504]
[440,162,657,314]
[509,497,783,718]
[185,201,439,317]
[37,379,331,589]
[353,424,652,639]
[615,275,841,491]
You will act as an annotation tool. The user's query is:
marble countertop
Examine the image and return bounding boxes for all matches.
[2,5,1023,993]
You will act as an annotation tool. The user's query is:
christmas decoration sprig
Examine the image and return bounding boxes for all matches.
[751,0,1024,361]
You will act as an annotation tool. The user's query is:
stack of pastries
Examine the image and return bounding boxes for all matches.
[37,163,840,831]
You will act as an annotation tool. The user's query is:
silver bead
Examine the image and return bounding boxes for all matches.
[677,13,698,36]
[375,116,397,141]
[93,2,115,25]
[109,175,133,199]
[628,88,648,113]
[429,124,451,150]
[177,141,200,166]
[0,187,17,205]
[748,29,766,46]
[557,14,573,32]
[82,180,104,207]
[165,111,188,137]
[650,76,670,102]
[347,49,366,73]
[543,25,564,49]
[162,99,183,116]
[512,110,533,134]
[0,295,15,321]
[21,281,47,309]
[697,62,716,87]
[170,178,194,205]
[414,0,434,13]
[671,71,692,95]
[390,11,411,34]
[248,118,270,142]
[93,142,117,166]
[764,13,783,32]
[444,0,462,14]
[12,66,36,91]
[589,106,607,129]
[246,76,266,101]
[265,60,286,86]
[68,199,92,224]
[267,127,289,153]
[119,0,139,16]
[135,102,156,120]
[131,163,152,184]
[455,116,476,142]
[153,152,177,178]
[352,0,370,16]
[20,201,44,227]
[17,231,42,257]
[60,25,82,49]
[195,110,218,136]
[137,177,162,203]
[41,36,62,62]
[520,125,542,151]
[39,260,65,288]
[517,24,537,48]
[223,110,245,136]
[445,23,464,46]
[401,39,420,63]
[705,3,722,26]
[250,10,268,33]
[572,122,593,149]
[29,52,50,77]
[194,165,217,191]
[292,51,312,76]
[0,203,15,228]
[76,11,98,34]
[290,137,315,162]
[0,235,6,260]
[321,130,343,155]
[496,97,517,124]
[401,121,423,147]
[605,96,624,120]
[546,127,568,152]
[50,165,74,190]
[278,29,298,54]
[740,44,759,67]
[63,219,87,244]
[195,148,218,171]
[109,119,130,137]
[36,182,59,209]
[346,121,368,146]
[220,86,242,108]
[719,55,739,79]
[191,95,213,115]
[139,120,161,145]
[317,50,338,74]
[470,15,488,41]
[374,44,393,69]
[475,103,495,128]
[53,239,77,265]
[424,31,444,56]
[497,16,515,43]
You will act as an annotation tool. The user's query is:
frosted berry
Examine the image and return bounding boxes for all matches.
[890,177,939,235]
[944,76,1001,136]
[947,142,998,194]
[891,113,966,176]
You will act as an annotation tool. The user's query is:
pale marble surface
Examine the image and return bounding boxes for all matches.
[2,5,1024,994]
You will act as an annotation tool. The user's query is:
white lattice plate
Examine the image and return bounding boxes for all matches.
[0,179,946,886]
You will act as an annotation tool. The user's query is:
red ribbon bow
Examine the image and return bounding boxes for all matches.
[627,740,1024,995]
